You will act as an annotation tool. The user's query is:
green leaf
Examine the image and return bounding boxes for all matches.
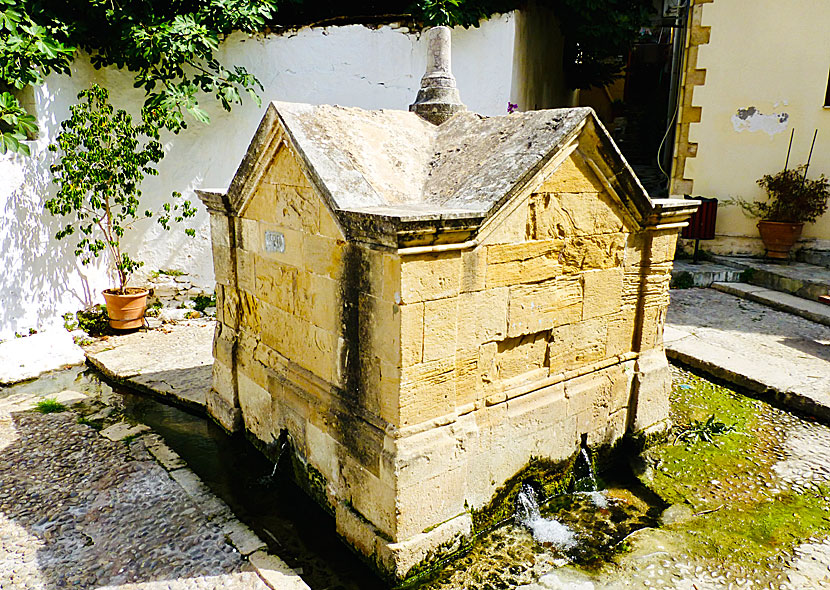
[187,105,210,124]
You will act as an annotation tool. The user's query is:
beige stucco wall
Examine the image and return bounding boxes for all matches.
[673,0,830,253]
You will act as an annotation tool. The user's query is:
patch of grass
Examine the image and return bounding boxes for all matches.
[192,293,215,312]
[35,398,67,413]
[151,269,185,278]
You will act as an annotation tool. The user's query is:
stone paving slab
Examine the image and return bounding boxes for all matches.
[710,255,830,300]
[666,288,830,420]
[713,281,830,327]
[85,320,214,411]
[0,330,86,385]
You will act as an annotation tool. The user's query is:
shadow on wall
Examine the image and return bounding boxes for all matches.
[0,410,254,588]
[0,145,100,336]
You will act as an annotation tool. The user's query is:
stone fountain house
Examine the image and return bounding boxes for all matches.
[197,27,697,585]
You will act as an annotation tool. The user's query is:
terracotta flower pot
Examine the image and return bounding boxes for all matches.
[102,288,148,330]
[757,220,803,260]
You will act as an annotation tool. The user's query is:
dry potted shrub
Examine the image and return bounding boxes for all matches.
[729,165,830,259]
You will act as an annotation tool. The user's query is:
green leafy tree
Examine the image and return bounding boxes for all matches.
[0,90,36,154]
[0,0,73,154]
[45,85,196,293]
[0,0,277,154]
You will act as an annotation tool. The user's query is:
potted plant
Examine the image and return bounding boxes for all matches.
[45,85,196,329]
[729,165,830,260]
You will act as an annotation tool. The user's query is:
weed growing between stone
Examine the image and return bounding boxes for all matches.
[629,366,830,583]
[34,398,67,413]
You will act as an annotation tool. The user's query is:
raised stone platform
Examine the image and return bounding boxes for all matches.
[710,255,830,301]
[85,320,214,411]
[666,288,830,420]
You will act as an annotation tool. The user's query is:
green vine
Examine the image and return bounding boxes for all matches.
[1,0,649,156]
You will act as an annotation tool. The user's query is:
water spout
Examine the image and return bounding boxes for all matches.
[267,434,292,479]
[515,484,577,549]
[573,442,598,493]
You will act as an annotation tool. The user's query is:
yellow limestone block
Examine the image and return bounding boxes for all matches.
[495,332,548,382]
[401,252,461,304]
[486,239,565,288]
[506,275,582,338]
[541,153,605,194]
[581,267,624,320]
[555,191,627,235]
[549,318,608,373]
[400,358,456,427]
[423,297,458,363]
[456,288,508,350]
[254,258,298,313]
[400,303,424,367]
[267,143,313,189]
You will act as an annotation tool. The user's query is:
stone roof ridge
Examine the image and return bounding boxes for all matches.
[272,101,593,220]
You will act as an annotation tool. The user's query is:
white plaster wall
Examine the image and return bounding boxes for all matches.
[0,16,518,338]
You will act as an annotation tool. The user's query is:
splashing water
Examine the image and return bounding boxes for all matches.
[573,447,599,493]
[515,484,577,549]
[578,490,609,509]
[262,436,291,481]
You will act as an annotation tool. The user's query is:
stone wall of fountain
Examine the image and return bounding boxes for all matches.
[196,28,697,585]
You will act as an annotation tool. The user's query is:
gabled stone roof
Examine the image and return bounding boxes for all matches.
[205,101,696,241]
[273,102,592,220]
[226,102,602,220]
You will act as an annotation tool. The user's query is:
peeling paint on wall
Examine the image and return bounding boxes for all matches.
[731,106,790,135]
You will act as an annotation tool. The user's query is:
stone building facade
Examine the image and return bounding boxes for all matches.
[197,99,696,583]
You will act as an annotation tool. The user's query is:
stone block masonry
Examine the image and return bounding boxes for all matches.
[197,99,697,584]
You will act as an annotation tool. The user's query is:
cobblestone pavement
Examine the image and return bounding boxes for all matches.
[0,374,290,590]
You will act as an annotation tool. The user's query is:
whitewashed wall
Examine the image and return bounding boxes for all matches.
[0,12,562,338]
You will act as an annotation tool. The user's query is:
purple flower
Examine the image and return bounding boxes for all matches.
[507,102,518,114]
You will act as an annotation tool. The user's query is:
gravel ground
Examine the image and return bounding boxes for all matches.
[0,389,269,590]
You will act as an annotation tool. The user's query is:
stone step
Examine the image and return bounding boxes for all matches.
[797,248,830,269]
[670,260,745,288]
[712,282,830,328]
[709,255,830,302]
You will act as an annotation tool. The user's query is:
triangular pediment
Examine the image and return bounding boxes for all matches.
[216,101,658,240]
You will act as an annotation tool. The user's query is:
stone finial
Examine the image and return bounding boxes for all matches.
[410,26,466,125]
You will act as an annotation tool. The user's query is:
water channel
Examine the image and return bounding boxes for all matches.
[5,364,830,589]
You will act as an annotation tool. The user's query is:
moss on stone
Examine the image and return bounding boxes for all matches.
[471,455,577,534]
[681,487,830,566]
[641,370,770,507]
